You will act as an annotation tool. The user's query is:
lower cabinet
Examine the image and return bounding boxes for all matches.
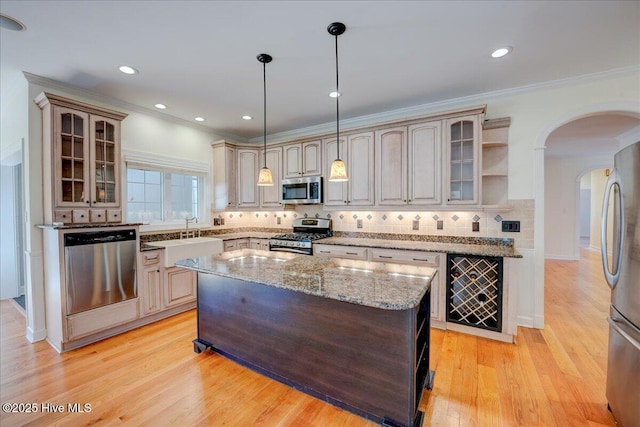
[223,238,250,251]
[164,266,197,308]
[249,238,270,250]
[139,249,197,315]
[140,250,163,315]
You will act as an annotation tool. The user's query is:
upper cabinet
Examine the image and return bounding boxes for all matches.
[236,148,260,208]
[324,132,375,206]
[260,146,283,208]
[284,140,322,178]
[444,115,480,206]
[212,142,237,210]
[35,92,127,225]
[375,121,442,206]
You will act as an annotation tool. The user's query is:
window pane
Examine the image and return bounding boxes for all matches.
[126,166,203,224]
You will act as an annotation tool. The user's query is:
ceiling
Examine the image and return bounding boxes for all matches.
[1,1,639,143]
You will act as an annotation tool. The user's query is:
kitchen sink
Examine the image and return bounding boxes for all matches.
[146,237,224,267]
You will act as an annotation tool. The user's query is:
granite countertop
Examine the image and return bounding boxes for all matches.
[176,249,436,310]
[315,236,522,258]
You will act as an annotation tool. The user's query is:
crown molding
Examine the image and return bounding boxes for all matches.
[24,65,639,146]
[250,65,640,144]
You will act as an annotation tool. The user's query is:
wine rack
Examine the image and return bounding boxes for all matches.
[446,255,503,332]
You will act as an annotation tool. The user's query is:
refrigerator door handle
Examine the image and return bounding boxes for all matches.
[608,316,640,352]
[601,169,625,289]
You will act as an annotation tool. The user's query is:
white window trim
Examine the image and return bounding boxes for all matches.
[122,150,212,232]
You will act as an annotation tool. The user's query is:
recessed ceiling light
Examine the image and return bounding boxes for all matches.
[194,117,205,122]
[242,115,253,120]
[0,14,26,31]
[119,65,138,75]
[491,47,512,58]
[329,91,341,98]
[154,103,167,110]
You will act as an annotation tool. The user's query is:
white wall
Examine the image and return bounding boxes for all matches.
[544,156,612,259]
[0,165,19,299]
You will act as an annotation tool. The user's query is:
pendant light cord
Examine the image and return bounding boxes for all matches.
[335,33,340,159]
[263,61,267,168]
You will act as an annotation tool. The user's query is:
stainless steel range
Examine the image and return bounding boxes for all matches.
[269,218,332,255]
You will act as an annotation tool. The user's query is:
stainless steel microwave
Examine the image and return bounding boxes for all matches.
[281,176,323,204]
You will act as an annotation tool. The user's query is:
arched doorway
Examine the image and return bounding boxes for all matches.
[534,106,640,327]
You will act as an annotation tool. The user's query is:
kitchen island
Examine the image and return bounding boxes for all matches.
[176,249,437,427]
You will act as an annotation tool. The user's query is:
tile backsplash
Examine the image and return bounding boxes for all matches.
[212,199,534,249]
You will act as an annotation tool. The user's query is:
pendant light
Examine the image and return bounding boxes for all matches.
[327,22,348,182]
[257,53,274,186]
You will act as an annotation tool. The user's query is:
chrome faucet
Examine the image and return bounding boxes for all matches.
[181,217,199,239]
[185,216,198,229]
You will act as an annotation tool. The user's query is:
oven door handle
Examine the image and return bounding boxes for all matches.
[270,247,311,255]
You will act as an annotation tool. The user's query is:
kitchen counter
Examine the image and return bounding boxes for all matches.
[176,249,436,310]
[315,236,522,258]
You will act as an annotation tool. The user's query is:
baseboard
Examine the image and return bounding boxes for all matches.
[26,326,47,343]
[544,254,579,260]
[517,315,535,328]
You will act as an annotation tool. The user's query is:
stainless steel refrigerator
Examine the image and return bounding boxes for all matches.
[601,141,640,427]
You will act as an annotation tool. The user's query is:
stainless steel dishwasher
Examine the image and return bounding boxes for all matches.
[64,229,137,315]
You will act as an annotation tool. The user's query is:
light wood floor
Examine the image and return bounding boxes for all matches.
[0,247,616,427]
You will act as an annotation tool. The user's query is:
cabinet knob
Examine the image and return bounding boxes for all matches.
[86,200,90,204]
[80,214,85,218]
[97,214,102,218]
[114,214,118,217]
[62,214,67,218]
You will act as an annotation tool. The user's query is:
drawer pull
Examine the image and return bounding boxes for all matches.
[412,258,428,262]
[346,252,359,255]
[378,255,393,259]
[319,250,330,253]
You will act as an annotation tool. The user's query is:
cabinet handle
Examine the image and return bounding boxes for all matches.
[62,214,67,218]
[346,252,358,255]
[80,214,85,218]
[97,214,102,218]
[319,250,330,253]
[86,200,90,204]
[114,213,118,217]
[379,255,393,259]
[412,258,428,262]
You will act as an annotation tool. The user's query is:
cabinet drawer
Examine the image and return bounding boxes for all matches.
[370,249,439,266]
[90,209,107,223]
[223,240,237,251]
[142,250,162,266]
[53,209,73,223]
[313,244,368,260]
[72,209,90,223]
[107,209,122,223]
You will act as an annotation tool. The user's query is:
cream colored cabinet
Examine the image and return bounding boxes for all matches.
[481,118,510,207]
[250,238,270,250]
[283,140,322,178]
[376,122,442,206]
[237,148,260,208]
[445,115,480,205]
[223,238,250,251]
[163,267,197,308]
[260,147,283,207]
[36,92,127,225]
[139,250,163,315]
[324,132,375,206]
[313,244,369,260]
[212,141,237,210]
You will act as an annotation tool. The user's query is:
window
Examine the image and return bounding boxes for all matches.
[126,166,203,224]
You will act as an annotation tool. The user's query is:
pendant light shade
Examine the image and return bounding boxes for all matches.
[257,53,274,186]
[328,22,348,182]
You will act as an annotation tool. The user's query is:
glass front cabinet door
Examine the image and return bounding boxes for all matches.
[445,115,480,205]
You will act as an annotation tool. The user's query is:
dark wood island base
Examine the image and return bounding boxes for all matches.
[193,272,434,427]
